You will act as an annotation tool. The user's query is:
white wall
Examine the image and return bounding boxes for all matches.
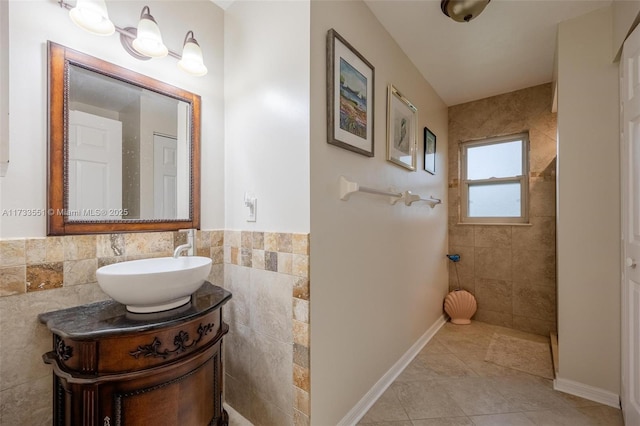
[0,0,225,238]
[224,1,310,233]
[310,1,449,423]
[556,6,621,396]
[0,0,8,177]
[613,0,640,60]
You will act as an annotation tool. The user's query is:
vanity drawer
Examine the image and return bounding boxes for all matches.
[97,309,222,374]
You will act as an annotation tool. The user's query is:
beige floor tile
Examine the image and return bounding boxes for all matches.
[453,351,532,378]
[435,331,494,353]
[490,376,572,411]
[414,353,478,379]
[469,412,536,426]
[393,381,466,420]
[576,406,624,425]
[395,359,437,383]
[360,321,621,426]
[411,418,474,426]
[420,338,452,354]
[358,387,409,423]
[522,408,601,425]
[554,390,607,408]
[485,323,551,344]
[441,377,517,416]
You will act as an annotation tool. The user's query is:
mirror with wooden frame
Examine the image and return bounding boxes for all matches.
[48,41,201,235]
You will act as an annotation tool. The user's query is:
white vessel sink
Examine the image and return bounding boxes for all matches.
[96,256,212,313]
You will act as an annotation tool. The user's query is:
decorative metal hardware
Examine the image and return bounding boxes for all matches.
[129,322,216,359]
[104,416,111,426]
[56,337,73,361]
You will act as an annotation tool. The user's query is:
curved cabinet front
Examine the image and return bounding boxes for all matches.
[39,282,231,426]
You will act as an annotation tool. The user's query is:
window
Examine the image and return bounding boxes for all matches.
[460,133,529,224]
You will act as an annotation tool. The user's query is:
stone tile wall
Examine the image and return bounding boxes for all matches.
[0,231,225,297]
[0,230,224,425]
[448,83,557,336]
[222,231,310,426]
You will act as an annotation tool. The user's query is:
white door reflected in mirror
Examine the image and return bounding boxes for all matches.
[68,110,122,220]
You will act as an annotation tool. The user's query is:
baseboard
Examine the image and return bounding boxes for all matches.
[553,376,620,408]
[223,403,253,425]
[549,332,559,375]
[337,315,448,426]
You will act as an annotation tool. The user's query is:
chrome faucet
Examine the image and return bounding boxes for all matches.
[173,229,195,258]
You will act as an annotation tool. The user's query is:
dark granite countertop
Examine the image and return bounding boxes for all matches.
[38,282,232,339]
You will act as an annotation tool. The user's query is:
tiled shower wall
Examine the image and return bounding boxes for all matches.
[448,83,557,336]
[0,230,309,426]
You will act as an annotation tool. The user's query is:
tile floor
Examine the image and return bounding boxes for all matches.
[358,321,624,426]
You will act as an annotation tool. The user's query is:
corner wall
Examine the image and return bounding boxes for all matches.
[556,6,621,397]
[222,2,311,424]
[310,1,449,423]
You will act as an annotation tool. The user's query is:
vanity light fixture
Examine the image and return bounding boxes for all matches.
[440,0,491,23]
[69,0,115,36]
[177,31,208,77]
[131,6,168,58]
[59,0,208,76]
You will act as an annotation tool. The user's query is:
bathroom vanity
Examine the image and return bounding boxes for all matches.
[39,282,231,426]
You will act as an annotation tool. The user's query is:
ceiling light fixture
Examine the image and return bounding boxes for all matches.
[58,1,208,76]
[441,0,491,23]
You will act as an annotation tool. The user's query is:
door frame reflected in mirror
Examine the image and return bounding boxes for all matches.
[47,41,201,235]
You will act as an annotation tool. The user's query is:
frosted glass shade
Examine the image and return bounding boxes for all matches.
[178,37,207,77]
[132,8,168,58]
[69,0,115,36]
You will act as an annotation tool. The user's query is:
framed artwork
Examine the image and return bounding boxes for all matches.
[386,84,417,171]
[326,29,375,157]
[424,127,436,174]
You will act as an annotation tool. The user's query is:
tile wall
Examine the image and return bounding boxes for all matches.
[222,231,310,426]
[0,229,311,425]
[448,83,557,336]
[0,230,224,425]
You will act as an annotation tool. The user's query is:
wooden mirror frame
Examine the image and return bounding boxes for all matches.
[47,41,201,235]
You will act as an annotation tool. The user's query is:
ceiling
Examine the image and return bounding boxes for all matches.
[364,0,611,106]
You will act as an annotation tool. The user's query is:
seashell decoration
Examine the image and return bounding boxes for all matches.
[444,289,477,325]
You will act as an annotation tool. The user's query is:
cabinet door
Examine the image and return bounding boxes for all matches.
[101,344,223,426]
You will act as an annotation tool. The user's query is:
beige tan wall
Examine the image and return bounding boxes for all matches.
[556,6,621,395]
[0,231,224,424]
[310,1,449,424]
[447,83,557,336]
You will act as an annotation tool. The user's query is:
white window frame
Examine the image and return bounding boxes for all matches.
[459,132,530,224]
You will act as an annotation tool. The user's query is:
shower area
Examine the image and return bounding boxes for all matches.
[447,83,557,340]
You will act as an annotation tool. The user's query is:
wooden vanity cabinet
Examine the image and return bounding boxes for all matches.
[39,283,231,426]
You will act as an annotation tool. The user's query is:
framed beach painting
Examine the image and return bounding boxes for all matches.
[386,84,417,171]
[424,127,436,174]
[326,29,375,157]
